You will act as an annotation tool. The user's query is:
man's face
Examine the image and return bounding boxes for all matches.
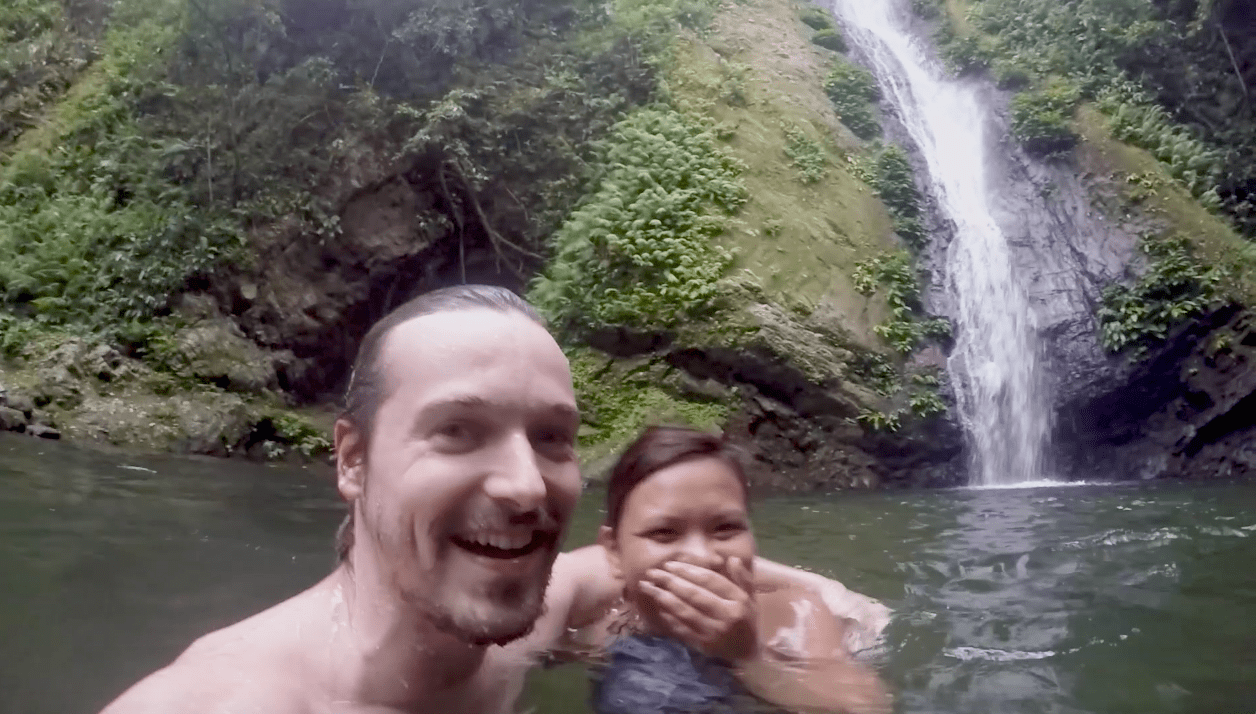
[340,309,582,646]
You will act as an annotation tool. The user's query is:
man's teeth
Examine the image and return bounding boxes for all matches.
[464,531,534,550]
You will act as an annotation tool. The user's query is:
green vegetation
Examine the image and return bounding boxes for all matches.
[784,127,828,184]
[824,60,881,140]
[852,251,951,354]
[799,5,834,31]
[920,0,1256,239]
[1009,80,1081,156]
[0,0,242,334]
[567,347,730,464]
[529,107,746,334]
[1,0,952,452]
[811,29,848,53]
[1098,236,1220,356]
[267,412,333,458]
[850,145,928,249]
[856,367,947,432]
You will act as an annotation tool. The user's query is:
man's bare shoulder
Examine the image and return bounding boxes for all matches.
[99,579,334,714]
[99,657,307,714]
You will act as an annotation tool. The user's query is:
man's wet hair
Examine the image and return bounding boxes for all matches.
[603,426,749,531]
[336,284,545,563]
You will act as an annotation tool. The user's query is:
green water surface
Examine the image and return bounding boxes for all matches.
[1,433,1254,714]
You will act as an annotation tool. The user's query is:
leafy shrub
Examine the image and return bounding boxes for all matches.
[991,59,1032,90]
[936,29,988,75]
[853,251,950,353]
[1009,81,1081,156]
[784,128,827,184]
[270,412,332,458]
[853,145,928,249]
[0,0,244,332]
[824,61,881,140]
[799,5,834,31]
[1098,236,1220,356]
[1099,88,1224,202]
[811,28,848,53]
[530,107,746,334]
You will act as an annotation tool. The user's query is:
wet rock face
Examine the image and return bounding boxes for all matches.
[979,97,1141,417]
[230,158,534,401]
[1054,307,1256,481]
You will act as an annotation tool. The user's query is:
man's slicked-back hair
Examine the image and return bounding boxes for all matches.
[335,284,545,562]
[340,284,544,439]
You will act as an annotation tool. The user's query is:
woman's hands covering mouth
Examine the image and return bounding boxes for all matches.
[638,554,758,662]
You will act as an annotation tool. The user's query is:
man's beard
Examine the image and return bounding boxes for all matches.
[384,507,561,647]
[422,575,550,648]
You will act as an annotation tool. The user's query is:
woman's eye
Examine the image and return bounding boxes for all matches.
[714,522,747,538]
[645,529,678,543]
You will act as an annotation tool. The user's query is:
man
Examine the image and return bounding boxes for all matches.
[101,285,887,714]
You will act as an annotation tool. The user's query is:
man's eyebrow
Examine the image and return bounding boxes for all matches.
[420,395,580,420]
[420,395,494,413]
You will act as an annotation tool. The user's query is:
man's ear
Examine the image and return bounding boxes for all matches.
[596,525,623,580]
[335,418,366,503]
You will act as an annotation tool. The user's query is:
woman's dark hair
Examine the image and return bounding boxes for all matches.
[604,426,749,530]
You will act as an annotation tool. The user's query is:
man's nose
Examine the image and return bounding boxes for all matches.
[483,430,547,511]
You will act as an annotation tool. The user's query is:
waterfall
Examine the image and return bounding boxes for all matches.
[829,0,1053,486]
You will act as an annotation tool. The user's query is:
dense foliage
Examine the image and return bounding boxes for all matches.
[784,127,828,184]
[1009,80,1081,156]
[0,0,695,351]
[824,60,881,140]
[1098,236,1220,355]
[923,0,1256,238]
[852,250,951,354]
[529,107,746,333]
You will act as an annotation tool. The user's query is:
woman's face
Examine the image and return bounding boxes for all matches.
[605,457,756,608]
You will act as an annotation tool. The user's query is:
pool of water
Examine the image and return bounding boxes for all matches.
[2,432,1255,713]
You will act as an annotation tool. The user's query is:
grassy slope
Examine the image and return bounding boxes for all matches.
[670,0,897,347]
[573,0,904,472]
[1075,106,1256,305]
[942,0,1256,304]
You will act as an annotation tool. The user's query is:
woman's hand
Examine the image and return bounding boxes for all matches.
[638,555,758,662]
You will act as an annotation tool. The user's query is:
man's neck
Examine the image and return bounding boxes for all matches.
[325,563,487,710]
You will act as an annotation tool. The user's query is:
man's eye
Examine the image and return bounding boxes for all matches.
[531,425,577,457]
[714,522,747,538]
[433,422,479,448]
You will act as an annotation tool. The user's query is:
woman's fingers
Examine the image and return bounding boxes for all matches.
[639,580,721,632]
[660,560,747,603]
[641,560,758,661]
[727,556,754,594]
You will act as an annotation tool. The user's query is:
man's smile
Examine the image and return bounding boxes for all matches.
[450,529,556,561]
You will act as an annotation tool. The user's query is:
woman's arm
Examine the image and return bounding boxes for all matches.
[752,558,892,654]
[556,544,891,644]
[734,588,892,714]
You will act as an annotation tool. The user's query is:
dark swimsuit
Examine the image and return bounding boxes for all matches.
[590,634,751,714]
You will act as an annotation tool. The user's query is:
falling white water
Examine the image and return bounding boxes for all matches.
[829,0,1052,486]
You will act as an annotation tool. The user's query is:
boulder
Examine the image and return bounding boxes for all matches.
[0,406,26,432]
[26,423,60,439]
[171,320,279,393]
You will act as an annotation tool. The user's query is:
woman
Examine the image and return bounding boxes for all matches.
[576,426,892,714]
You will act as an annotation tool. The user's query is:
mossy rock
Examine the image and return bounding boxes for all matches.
[156,320,280,393]
[811,28,848,53]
